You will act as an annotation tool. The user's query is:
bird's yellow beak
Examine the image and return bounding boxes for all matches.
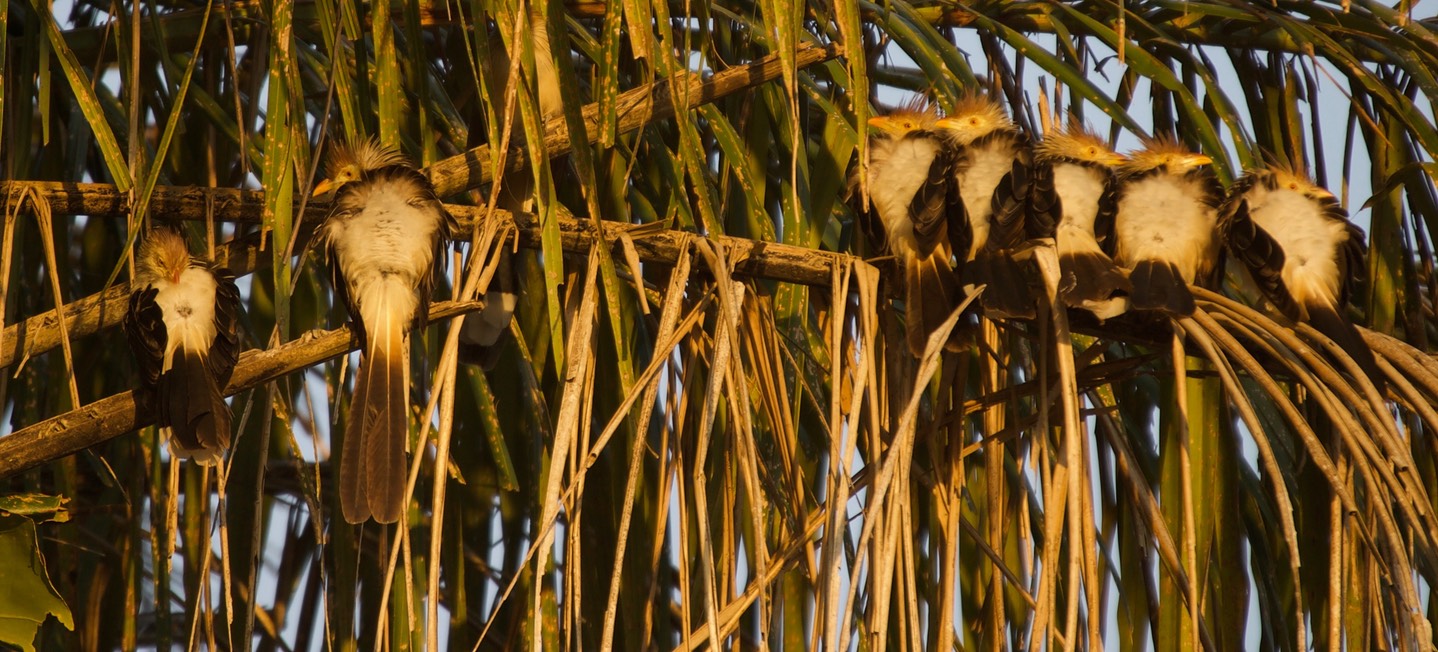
[867,116,899,136]
[1187,154,1214,167]
[312,178,337,197]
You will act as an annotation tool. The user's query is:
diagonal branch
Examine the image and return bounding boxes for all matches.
[0,301,479,478]
[0,41,842,370]
[2,42,841,219]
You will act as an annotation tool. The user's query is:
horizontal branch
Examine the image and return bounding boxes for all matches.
[0,225,314,370]
[0,200,847,372]
[0,301,480,478]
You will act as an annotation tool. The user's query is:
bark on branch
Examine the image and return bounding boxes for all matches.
[0,205,847,371]
[0,301,480,478]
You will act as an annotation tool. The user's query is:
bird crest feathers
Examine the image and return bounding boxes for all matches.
[868,96,941,136]
[936,92,1014,145]
[325,138,411,178]
[1122,137,1212,175]
[1035,125,1124,167]
[136,228,193,285]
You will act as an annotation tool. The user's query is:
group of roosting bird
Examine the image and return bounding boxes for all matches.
[126,140,460,525]
[848,92,1382,390]
[117,90,1384,527]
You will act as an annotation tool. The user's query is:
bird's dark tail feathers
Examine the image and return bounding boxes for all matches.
[904,254,963,358]
[1306,300,1386,395]
[342,313,410,524]
[1128,260,1195,315]
[970,251,1036,320]
[162,346,230,465]
[1059,250,1131,306]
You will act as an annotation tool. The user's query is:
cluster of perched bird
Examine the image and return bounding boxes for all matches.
[126,140,460,525]
[121,21,558,526]
[116,90,1385,527]
[848,93,1383,392]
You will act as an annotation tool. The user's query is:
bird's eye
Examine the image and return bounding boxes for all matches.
[1086,147,1098,156]
[1288,182,1299,190]
[969,118,980,126]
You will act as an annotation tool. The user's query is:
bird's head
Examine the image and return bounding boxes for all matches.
[867,98,941,139]
[935,94,1014,146]
[1264,166,1333,199]
[1122,139,1212,176]
[136,228,191,284]
[1035,126,1126,168]
[313,138,410,197]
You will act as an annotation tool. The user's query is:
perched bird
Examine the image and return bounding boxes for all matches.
[1029,125,1131,320]
[458,10,563,369]
[1112,139,1223,315]
[125,228,242,465]
[935,94,1037,320]
[848,100,964,357]
[1221,167,1384,391]
[316,139,457,524]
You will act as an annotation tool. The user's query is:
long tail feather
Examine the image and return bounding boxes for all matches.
[1129,260,1194,315]
[972,251,1036,320]
[1059,250,1131,306]
[905,255,962,358]
[162,346,230,465]
[1307,301,1386,395]
[342,285,413,524]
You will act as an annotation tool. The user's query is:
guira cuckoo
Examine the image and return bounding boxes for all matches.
[935,94,1038,320]
[1221,166,1385,392]
[849,100,965,357]
[1112,139,1222,316]
[1029,125,1131,320]
[458,8,563,368]
[316,139,457,524]
[126,228,242,465]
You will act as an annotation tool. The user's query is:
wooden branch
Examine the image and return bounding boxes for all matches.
[0,225,316,370]
[0,205,846,371]
[0,41,840,370]
[0,200,849,474]
[0,301,480,478]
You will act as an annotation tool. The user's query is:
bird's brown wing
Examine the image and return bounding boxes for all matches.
[1025,161,1059,240]
[909,141,960,257]
[1339,220,1368,310]
[1095,170,1120,257]
[125,286,166,388]
[986,145,1032,252]
[843,154,889,257]
[320,208,367,350]
[1219,194,1300,321]
[209,266,243,388]
[411,172,456,333]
